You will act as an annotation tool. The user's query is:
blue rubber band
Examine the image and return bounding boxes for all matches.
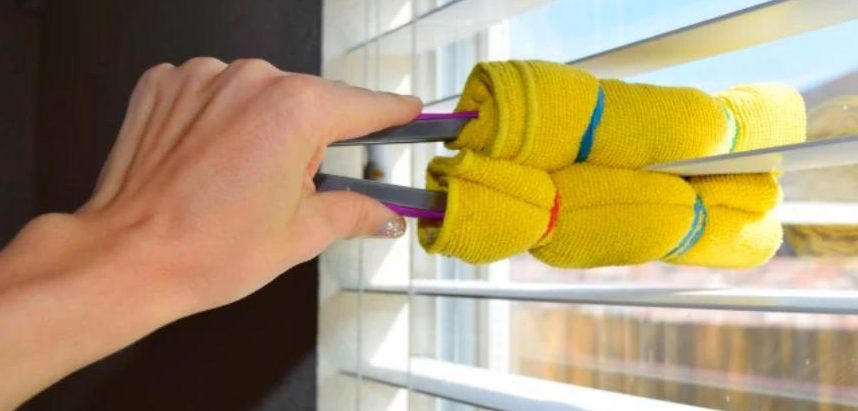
[575,87,605,163]
[664,196,708,260]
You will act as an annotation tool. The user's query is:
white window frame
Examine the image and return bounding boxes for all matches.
[319,1,858,410]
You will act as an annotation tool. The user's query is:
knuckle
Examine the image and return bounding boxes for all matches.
[143,62,175,77]
[321,193,368,240]
[135,62,175,90]
[229,58,277,75]
[274,75,324,104]
[180,56,225,72]
[342,200,369,239]
[268,76,326,131]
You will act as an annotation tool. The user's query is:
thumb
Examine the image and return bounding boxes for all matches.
[299,190,407,244]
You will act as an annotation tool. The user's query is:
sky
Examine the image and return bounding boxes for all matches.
[504,0,858,94]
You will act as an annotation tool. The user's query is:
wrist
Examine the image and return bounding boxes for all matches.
[1,212,184,326]
[0,213,185,406]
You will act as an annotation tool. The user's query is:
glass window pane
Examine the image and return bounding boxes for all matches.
[502,0,770,62]
[322,2,858,410]
[324,0,370,60]
[413,296,858,410]
[509,302,858,410]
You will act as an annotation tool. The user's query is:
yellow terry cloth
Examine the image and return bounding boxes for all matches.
[423,163,787,268]
[716,83,807,152]
[418,150,556,264]
[530,165,699,267]
[671,174,784,268]
[591,79,731,168]
[452,60,736,170]
[420,61,808,268]
[672,83,806,267]
[453,61,600,171]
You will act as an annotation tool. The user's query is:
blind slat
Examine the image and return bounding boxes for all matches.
[570,0,858,78]
[423,0,858,107]
[343,0,551,55]
[349,358,715,411]
[348,279,858,315]
[777,202,858,226]
[349,356,858,408]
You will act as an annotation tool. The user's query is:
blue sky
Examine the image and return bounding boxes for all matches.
[505,0,858,93]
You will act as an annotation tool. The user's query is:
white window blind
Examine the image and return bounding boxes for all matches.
[319,1,858,410]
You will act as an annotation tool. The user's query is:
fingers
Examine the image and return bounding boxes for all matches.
[167,60,420,156]
[82,63,175,211]
[286,191,406,261]
[211,58,282,91]
[176,57,229,93]
[136,58,227,168]
[311,190,406,240]
[84,58,232,212]
[318,82,423,144]
[202,58,287,117]
[83,55,421,234]
[200,60,421,146]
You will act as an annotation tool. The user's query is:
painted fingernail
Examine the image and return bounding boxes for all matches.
[376,217,406,238]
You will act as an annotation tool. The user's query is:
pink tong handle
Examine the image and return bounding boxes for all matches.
[384,202,445,219]
[381,112,475,219]
[380,112,476,219]
[321,112,479,220]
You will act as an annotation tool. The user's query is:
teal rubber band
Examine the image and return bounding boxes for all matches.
[575,87,605,163]
[724,106,739,153]
[664,196,708,260]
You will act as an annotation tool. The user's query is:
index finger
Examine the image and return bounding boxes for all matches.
[315,80,423,144]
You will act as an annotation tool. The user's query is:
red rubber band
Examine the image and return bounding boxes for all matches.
[540,192,561,241]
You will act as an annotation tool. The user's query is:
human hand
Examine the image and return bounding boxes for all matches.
[72,57,421,315]
[0,58,423,408]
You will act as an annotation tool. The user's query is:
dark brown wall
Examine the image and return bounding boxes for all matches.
[33,0,323,212]
[13,1,321,410]
[0,1,38,244]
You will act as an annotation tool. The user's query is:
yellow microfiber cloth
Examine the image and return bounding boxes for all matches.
[529,170,784,268]
[670,174,784,268]
[452,60,738,170]
[420,164,788,268]
[420,60,807,268]
[529,165,699,267]
[716,83,807,151]
[419,150,556,264]
[453,61,600,171]
[593,79,731,168]
[671,82,807,267]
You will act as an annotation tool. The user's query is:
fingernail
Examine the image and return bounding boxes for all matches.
[389,92,421,104]
[376,216,407,238]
